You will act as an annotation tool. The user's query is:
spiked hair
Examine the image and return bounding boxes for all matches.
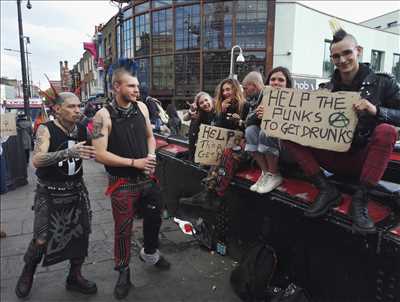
[328,19,358,48]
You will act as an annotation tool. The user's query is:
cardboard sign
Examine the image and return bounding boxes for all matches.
[195,124,243,165]
[0,112,17,137]
[260,87,360,152]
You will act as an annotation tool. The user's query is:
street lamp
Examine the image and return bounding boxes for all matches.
[16,0,32,119]
[229,45,245,80]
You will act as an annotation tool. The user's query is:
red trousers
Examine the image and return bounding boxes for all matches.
[110,182,162,270]
[283,124,397,185]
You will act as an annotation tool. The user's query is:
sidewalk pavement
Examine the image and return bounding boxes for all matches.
[0,160,241,302]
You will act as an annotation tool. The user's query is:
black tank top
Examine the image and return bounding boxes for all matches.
[105,102,148,178]
[36,121,87,181]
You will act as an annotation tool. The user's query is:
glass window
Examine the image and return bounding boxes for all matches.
[203,1,233,50]
[393,53,400,83]
[116,25,121,58]
[323,39,334,78]
[134,2,150,14]
[203,51,230,94]
[371,50,384,72]
[236,0,267,48]
[153,0,172,8]
[152,9,173,54]
[136,58,150,98]
[135,13,150,56]
[152,55,174,90]
[123,7,132,19]
[175,53,200,96]
[236,51,265,82]
[176,5,200,51]
[175,0,195,4]
[123,18,134,58]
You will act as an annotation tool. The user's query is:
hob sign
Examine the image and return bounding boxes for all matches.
[260,87,360,152]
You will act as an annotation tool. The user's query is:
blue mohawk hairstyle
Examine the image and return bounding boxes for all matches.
[108,58,139,80]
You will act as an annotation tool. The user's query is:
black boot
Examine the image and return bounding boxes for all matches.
[66,259,97,295]
[179,190,210,206]
[305,173,341,218]
[15,263,38,298]
[114,267,132,300]
[15,240,44,298]
[350,186,376,234]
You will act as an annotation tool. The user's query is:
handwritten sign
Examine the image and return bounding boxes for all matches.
[195,124,243,165]
[0,113,17,137]
[260,87,360,152]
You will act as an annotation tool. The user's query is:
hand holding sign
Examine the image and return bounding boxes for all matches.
[260,87,360,152]
[256,105,264,119]
[353,98,377,116]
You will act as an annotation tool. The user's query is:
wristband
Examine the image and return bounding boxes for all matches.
[130,159,135,168]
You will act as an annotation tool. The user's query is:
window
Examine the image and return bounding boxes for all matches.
[175,53,200,96]
[116,25,121,58]
[393,53,400,83]
[176,5,200,51]
[152,9,173,54]
[236,0,267,48]
[323,39,334,78]
[371,50,384,72]
[203,1,233,50]
[123,18,133,58]
[375,26,381,29]
[152,55,174,90]
[203,51,230,94]
[388,21,398,28]
[236,51,265,82]
[153,0,172,9]
[134,2,150,14]
[135,13,150,56]
[123,7,132,19]
[136,58,150,96]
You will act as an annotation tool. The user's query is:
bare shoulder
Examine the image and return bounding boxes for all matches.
[36,124,50,138]
[95,107,111,125]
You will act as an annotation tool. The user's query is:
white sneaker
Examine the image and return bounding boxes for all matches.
[257,173,283,194]
[250,172,269,192]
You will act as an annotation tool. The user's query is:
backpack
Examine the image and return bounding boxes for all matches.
[230,243,278,301]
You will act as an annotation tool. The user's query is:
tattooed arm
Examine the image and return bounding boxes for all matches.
[32,125,77,168]
[32,124,96,168]
[92,108,131,167]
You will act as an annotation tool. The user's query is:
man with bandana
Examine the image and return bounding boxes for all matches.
[92,68,170,300]
[15,92,98,298]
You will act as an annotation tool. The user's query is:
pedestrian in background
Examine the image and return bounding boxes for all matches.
[16,112,33,164]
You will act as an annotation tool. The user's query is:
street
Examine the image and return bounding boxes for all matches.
[0,159,240,302]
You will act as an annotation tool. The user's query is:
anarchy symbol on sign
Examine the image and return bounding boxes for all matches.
[329,112,350,128]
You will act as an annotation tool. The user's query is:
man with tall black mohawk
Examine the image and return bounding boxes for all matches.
[15,79,98,298]
[283,20,400,233]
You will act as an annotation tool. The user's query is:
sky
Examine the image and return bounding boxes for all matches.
[1,0,399,91]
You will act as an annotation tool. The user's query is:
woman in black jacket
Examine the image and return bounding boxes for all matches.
[185,92,215,161]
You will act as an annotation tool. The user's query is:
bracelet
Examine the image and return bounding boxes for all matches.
[130,159,135,168]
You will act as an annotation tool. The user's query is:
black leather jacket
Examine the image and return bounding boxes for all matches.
[320,63,400,149]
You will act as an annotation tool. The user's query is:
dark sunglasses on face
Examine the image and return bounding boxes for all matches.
[330,48,356,61]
